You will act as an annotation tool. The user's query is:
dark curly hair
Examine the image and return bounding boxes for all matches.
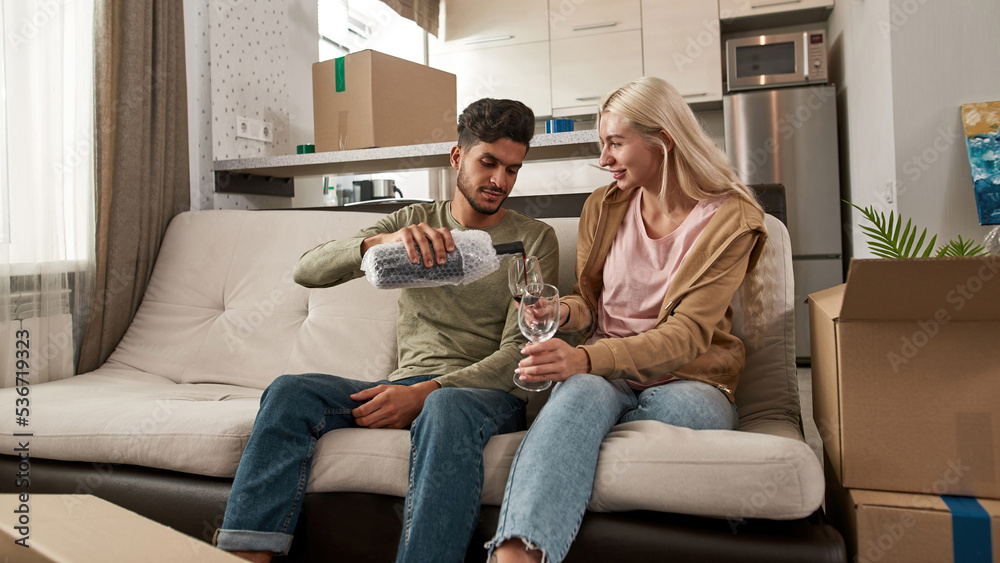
[456,98,535,151]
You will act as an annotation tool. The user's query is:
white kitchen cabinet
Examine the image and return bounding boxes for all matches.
[430,41,552,118]
[642,0,723,104]
[429,0,548,55]
[718,0,833,20]
[550,30,643,116]
[548,0,641,40]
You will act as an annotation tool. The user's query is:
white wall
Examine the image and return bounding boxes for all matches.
[184,0,213,210]
[888,0,999,247]
[828,0,897,259]
[286,0,322,208]
[829,0,999,259]
[185,0,318,210]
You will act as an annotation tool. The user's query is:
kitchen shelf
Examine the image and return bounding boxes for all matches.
[213,129,601,196]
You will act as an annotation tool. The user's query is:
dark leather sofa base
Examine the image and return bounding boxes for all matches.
[2,456,845,562]
[0,455,232,544]
[289,492,845,563]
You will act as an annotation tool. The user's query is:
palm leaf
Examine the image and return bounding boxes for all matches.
[845,201,934,258]
[846,200,990,258]
[919,232,938,258]
[936,235,988,257]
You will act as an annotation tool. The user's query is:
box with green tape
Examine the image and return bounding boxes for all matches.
[312,50,457,152]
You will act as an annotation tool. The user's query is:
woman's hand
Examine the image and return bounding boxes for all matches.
[515,339,591,384]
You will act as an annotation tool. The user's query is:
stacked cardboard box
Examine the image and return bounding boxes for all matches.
[809,256,1000,562]
[823,480,999,563]
[312,50,457,152]
[0,494,242,562]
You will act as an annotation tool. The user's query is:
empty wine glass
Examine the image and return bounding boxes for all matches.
[515,283,559,392]
[507,255,543,303]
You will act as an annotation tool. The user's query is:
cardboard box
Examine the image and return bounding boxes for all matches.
[312,50,457,152]
[0,494,241,562]
[827,487,1000,563]
[809,257,1000,499]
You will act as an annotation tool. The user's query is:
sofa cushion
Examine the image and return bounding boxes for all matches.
[732,215,802,439]
[109,211,401,389]
[4,367,821,518]
[6,367,261,477]
[304,421,822,520]
[535,217,579,298]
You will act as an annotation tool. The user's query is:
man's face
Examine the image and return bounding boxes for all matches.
[450,138,527,226]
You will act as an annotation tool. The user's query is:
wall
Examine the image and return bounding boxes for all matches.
[184,0,213,210]
[185,0,318,211]
[829,0,999,259]
[827,0,897,260]
[286,0,323,208]
[889,0,999,247]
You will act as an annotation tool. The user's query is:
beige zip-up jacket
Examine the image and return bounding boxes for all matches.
[560,182,768,401]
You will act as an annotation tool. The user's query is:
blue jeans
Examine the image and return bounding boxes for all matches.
[216,372,525,562]
[488,374,737,563]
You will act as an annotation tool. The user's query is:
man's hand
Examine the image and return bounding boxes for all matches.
[361,223,455,267]
[350,380,441,429]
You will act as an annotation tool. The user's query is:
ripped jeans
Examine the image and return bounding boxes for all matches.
[216,372,525,562]
[488,374,737,562]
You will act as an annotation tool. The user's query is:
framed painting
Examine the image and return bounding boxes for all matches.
[962,101,1000,225]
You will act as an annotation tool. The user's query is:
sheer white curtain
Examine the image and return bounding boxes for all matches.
[1,0,96,386]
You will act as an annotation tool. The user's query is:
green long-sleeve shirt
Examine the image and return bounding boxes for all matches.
[293,201,559,402]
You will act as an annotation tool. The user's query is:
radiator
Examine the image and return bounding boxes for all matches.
[4,285,75,386]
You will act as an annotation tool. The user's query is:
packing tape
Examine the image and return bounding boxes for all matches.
[335,56,346,92]
[338,110,349,150]
[941,496,992,562]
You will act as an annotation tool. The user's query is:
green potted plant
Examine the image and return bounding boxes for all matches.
[845,201,991,258]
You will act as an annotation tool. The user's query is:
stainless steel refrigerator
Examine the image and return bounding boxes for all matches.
[724,85,844,362]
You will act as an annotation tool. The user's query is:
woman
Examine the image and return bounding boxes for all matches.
[487,76,770,563]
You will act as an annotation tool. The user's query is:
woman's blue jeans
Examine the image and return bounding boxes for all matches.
[216,372,525,562]
[488,374,737,563]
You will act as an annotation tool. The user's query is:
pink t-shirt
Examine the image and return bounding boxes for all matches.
[586,190,727,389]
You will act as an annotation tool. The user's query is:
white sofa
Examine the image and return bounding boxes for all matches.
[0,200,841,561]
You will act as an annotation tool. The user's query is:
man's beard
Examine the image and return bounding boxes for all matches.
[456,167,506,216]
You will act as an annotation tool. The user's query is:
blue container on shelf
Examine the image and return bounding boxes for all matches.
[545,119,574,134]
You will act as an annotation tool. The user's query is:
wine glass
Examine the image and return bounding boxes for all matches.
[515,283,560,392]
[507,255,543,303]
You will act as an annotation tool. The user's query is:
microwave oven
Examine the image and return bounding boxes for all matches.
[725,30,828,92]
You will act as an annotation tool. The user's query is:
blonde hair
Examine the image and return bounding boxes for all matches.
[598,77,771,348]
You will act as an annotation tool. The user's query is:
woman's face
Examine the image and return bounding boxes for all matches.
[598,111,665,192]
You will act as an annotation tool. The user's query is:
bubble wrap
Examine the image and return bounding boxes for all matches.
[361,229,501,289]
[985,226,1000,255]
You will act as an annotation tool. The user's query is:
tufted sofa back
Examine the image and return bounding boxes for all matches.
[107,211,401,389]
[105,209,800,437]
[107,211,581,390]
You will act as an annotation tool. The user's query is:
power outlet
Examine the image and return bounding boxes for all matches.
[236,115,273,143]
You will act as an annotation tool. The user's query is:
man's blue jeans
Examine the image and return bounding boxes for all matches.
[216,372,525,562]
[488,374,737,563]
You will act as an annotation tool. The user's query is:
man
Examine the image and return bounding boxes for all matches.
[216,98,559,563]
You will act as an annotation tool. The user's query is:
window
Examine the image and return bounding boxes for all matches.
[318,0,426,64]
[0,0,95,269]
